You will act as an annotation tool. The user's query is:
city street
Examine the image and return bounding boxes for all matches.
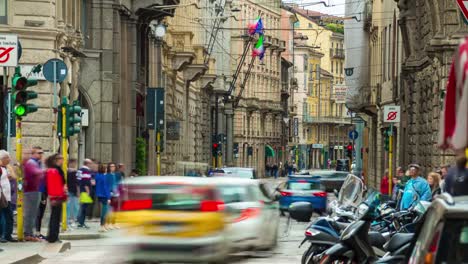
[38,215,308,264]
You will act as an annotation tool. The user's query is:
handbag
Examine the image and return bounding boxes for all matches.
[79,192,93,204]
[0,189,7,209]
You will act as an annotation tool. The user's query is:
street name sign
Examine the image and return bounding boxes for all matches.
[383,105,400,123]
[0,34,18,67]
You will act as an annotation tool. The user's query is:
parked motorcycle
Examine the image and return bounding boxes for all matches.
[316,197,429,264]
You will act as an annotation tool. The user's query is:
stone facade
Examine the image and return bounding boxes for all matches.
[289,7,352,169]
[347,0,467,187]
[0,0,83,159]
[396,0,466,173]
[232,0,284,177]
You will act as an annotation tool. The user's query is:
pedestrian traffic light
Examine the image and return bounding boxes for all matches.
[12,67,38,118]
[66,101,82,136]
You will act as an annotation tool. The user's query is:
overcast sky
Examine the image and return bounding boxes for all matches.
[289,0,346,16]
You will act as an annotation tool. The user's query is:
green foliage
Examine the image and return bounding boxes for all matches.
[136,137,147,175]
[325,23,344,34]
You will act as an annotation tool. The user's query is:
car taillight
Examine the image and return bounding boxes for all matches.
[280,191,293,196]
[121,199,152,211]
[234,208,261,222]
[200,200,225,212]
[313,191,327,197]
[424,231,441,264]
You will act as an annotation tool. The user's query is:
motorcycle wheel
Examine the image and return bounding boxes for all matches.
[301,245,325,264]
[316,254,354,264]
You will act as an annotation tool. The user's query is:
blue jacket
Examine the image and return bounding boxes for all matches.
[400,176,432,210]
[95,173,111,199]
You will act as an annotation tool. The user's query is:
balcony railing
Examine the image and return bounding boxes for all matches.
[303,115,351,124]
[330,48,345,59]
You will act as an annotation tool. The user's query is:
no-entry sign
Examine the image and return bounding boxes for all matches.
[457,0,468,22]
[0,34,18,67]
[383,105,400,123]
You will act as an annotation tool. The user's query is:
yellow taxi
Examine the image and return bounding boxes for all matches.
[114,176,229,264]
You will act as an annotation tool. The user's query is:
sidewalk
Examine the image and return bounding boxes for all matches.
[0,221,103,264]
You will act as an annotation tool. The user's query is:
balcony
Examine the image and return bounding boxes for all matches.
[330,48,345,59]
[281,82,290,98]
[303,115,352,124]
[346,84,378,115]
[303,114,313,123]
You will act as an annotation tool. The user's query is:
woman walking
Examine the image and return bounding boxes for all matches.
[427,172,442,198]
[95,163,111,232]
[106,163,119,229]
[45,154,67,243]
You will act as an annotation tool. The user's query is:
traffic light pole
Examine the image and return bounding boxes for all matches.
[61,101,68,231]
[5,66,11,152]
[156,131,161,176]
[388,124,393,195]
[16,118,23,241]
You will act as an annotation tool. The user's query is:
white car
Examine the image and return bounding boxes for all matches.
[208,177,280,252]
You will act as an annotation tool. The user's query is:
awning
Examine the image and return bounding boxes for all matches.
[265,145,275,157]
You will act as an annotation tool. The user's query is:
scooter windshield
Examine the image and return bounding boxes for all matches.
[337,174,364,208]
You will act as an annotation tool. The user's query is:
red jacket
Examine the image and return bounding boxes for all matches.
[46,168,67,202]
[380,176,389,195]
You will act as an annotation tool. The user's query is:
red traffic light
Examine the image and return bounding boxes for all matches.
[213,143,219,149]
[347,144,353,151]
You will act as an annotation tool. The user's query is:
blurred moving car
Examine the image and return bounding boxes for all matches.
[408,194,468,264]
[298,170,349,192]
[278,175,327,215]
[211,177,279,251]
[115,177,228,263]
[115,176,279,263]
[211,167,258,179]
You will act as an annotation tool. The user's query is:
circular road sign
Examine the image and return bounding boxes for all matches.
[349,130,359,140]
[43,58,68,83]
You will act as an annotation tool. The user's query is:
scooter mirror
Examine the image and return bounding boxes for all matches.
[289,202,313,222]
[333,189,339,198]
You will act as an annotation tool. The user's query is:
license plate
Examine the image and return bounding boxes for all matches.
[159,224,184,233]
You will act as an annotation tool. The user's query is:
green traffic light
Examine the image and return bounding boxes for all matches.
[14,105,26,116]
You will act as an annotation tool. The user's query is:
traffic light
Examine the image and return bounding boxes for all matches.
[66,101,82,136]
[346,143,353,159]
[384,135,390,151]
[12,67,38,118]
[217,143,222,155]
[212,143,219,156]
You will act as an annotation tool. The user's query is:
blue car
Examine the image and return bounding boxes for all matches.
[279,176,327,215]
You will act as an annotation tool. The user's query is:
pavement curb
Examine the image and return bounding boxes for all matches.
[10,254,45,264]
[59,233,102,240]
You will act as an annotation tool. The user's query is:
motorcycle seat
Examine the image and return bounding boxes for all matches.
[384,233,414,253]
[332,221,350,231]
[368,231,387,249]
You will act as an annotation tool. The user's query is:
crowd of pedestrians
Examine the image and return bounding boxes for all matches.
[380,156,468,210]
[0,146,128,244]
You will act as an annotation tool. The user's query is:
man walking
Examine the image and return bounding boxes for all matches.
[400,164,432,210]
[444,156,468,196]
[67,159,79,227]
[23,147,44,241]
[77,159,94,229]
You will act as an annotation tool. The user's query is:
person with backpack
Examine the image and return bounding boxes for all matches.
[400,164,432,210]
[45,154,67,243]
